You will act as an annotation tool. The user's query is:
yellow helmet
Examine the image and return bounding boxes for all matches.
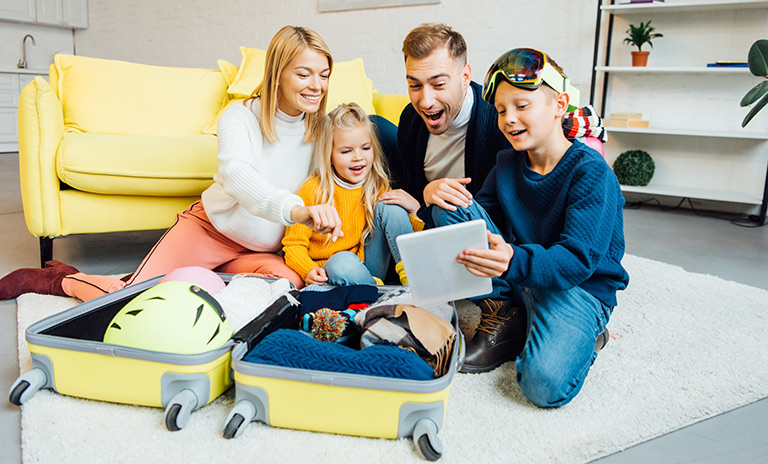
[103,281,233,354]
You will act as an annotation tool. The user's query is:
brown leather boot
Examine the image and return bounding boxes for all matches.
[0,261,79,300]
[460,299,526,374]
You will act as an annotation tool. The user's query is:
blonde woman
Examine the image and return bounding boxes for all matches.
[282,103,423,287]
[0,26,342,301]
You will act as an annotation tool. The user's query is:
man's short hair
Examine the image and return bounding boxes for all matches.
[402,23,467,65]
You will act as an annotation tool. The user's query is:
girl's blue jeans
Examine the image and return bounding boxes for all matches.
[323,201,413,286]
[430,202,613,407]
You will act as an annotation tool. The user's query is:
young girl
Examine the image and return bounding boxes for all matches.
[282,103,423,286]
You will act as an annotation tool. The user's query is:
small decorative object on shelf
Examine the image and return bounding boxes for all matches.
[707,60,748,68]
[740,39,768,128]
[604,113,650,128]
[623,20,663,67]
[613,149,655,186]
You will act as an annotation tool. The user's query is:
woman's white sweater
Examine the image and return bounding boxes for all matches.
[201,99,312,252]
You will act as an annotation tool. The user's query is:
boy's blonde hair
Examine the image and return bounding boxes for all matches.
[312,103,390,247]
[245,25,333,143]
[541,55,567,100]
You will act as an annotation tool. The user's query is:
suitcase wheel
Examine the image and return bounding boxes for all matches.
[223,413,245,439]
[413,419,443,461]
[164,389,199,431]
[8,368,47,406]
[222,400,257,439]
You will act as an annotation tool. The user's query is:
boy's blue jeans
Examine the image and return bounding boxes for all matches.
[430,202,612,408]
[323,201,412,286]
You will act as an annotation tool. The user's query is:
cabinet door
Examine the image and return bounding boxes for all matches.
[35,0,61,25]
[0,74,20,147]
[62,0,86,28]
[0,0,35,22]
[0,73,20,108]
[0,108,19,144]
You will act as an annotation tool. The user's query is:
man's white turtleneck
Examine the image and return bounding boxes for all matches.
[423,87,474,182]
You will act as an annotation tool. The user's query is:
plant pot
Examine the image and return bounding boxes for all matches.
[631,51,650,67]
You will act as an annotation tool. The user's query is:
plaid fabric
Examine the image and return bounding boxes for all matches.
[563,105,607,143]
[355,304,456,378]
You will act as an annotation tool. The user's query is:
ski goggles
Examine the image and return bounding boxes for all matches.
[482,48,580,111]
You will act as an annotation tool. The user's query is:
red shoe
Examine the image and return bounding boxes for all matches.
[0,261,80,300]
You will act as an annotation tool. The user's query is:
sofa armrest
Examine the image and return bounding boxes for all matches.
[372,91,410,126]
[18,76,65,238]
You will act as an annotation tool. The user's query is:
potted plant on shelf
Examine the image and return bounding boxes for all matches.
[741,39,768,127]
[623,20,663,67]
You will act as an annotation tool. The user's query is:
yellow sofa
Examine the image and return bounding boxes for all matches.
[18,51,410,266]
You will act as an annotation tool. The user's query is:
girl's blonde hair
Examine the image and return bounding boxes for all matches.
[312,103,391,247]
[245,25,333,143]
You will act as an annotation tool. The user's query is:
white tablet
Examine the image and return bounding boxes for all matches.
[396,219,493,306]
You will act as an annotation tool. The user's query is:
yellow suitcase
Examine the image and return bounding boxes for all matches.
[8,274,255,431]
[222,287,463,461]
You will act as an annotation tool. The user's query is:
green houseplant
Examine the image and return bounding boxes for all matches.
[740,39,768,127]
[613,150,655,186]
[623,20,663,67]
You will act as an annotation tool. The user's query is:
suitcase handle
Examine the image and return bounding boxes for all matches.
[232,290,301,350]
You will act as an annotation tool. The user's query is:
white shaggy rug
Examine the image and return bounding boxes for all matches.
[15,255,768,463]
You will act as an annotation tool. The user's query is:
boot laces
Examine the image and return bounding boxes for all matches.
[475,299,510,335]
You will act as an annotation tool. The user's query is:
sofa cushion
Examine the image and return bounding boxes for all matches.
[372,91,411,126]
[57,133,218,196]
[326,57,375,115]
[227,46,267,97]
[53,54,228,137]
[217,59,240,88]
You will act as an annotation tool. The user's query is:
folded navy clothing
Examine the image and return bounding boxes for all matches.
[243,329,435,381]
[299,285,379,318]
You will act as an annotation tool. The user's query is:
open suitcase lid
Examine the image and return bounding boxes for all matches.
[24,274,249,365]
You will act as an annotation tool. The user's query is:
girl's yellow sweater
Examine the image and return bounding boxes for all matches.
[282,176,423,281]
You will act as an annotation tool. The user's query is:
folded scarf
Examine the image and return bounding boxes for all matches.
[243,329,434,380]
[563,105,607,143]
[355,304,456,378]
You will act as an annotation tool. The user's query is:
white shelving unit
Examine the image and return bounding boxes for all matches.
[602,0,768,13]
[596,66,754,74]
[592,0,768,225]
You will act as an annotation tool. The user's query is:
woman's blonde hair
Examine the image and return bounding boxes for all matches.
[312,103,391,247]
[245,25,333,143]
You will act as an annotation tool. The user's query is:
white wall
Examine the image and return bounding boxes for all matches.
[73,0,599,96]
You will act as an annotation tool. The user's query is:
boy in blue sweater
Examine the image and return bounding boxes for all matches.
[431,48,629,407]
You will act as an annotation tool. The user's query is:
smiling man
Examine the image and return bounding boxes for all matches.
[382,24,523,375]
[386,23,510,214]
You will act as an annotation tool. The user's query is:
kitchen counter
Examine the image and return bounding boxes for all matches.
[0,68,49,75]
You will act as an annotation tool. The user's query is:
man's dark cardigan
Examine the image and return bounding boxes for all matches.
[391,81,511,203]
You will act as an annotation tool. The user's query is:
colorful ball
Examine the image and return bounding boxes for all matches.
[310,308,348,343]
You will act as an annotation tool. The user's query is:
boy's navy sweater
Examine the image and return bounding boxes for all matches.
[476,140,629,307]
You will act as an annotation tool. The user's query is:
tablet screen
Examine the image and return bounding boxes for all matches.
[396,219,493,305]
